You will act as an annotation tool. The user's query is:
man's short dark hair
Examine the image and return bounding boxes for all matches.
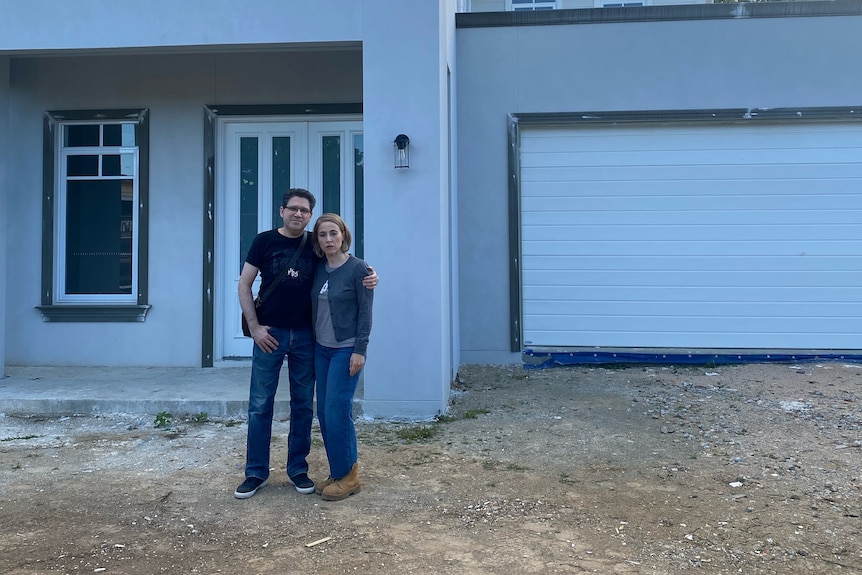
[283,188,316,211]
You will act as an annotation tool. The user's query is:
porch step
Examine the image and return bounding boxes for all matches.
[0,365,364,420]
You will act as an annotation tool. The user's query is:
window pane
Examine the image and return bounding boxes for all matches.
[512,0,556,7]
[272,136,291,229]
[64,124,100,147]
[67,155,99,177]
[239,137,259,273]
[123,124,136,146]
[322,135,341,215]
[101,124,137,146]
[103,155,121,176]
[120,153,135,176]
[100,154,135,177]
[65,180,133,294]
[103,124,122,146]
[353,134,364,259]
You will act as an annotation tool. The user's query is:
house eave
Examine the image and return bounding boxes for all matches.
[456,0,862,28]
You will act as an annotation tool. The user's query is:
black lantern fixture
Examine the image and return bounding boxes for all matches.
[393,134,410,169]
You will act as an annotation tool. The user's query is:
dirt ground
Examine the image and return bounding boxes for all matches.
[1,361,861,575]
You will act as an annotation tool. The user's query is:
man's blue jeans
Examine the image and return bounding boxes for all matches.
[245,326,315,481]
[314,343,360,479]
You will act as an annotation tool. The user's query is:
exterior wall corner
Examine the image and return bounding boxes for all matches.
[0,56,9,376]
[360,0,457,418]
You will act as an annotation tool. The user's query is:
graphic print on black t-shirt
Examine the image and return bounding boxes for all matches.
[245,230,320,329]
[267,244,316,284]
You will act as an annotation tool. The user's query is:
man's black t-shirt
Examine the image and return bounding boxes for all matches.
[245,229,320,329]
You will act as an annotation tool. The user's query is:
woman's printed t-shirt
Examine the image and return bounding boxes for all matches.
[316,277,356,349]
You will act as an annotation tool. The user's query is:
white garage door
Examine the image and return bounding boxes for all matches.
[520,121,862,349]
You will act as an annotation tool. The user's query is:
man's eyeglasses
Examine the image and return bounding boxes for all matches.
[283,205,312,215]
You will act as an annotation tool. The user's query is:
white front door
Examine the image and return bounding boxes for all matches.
[218,118,363,359]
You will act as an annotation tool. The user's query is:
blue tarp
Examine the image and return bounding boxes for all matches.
[522,348,862,370]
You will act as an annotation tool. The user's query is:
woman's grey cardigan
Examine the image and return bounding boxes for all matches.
[310,255,373,356]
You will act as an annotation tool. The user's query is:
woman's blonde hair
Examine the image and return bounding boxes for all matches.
[312,213,352,257]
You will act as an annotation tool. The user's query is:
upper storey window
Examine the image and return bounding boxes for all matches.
[510,0,557,10]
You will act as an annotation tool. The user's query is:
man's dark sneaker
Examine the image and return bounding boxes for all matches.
[287,473,316,494]
[234,477,267,499]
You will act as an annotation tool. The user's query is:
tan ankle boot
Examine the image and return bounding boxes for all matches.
[321,462,360,501]
[314,477,332,495]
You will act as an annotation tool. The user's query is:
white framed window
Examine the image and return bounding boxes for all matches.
[596,0,645,6]
[509,0,557,10]
[39,109,151,322]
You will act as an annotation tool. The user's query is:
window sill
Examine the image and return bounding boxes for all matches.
[36,304,152,323]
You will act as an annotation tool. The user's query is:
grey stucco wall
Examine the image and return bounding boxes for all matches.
[6,49,361,366]
[455,8,862,363]
[0,0,364,51]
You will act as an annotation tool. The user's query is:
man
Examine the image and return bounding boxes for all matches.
[234,188,377,499]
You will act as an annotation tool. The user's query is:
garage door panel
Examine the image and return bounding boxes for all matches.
[525,285,860,303]
[523,224,862,242]
[523,254,862,272]
[523,240,862,257]
[525,300,862,318]
[525,314,861,333]
[522,209,862,227]
[521,183,862,208]
[521,126,862,154]
[524,269,862,288]
[522,192,862,211]
[524,330,862,349]
[519,121,862,349]
[522,148,862,169]
[522,179,862,200]
[521,163,862,183]
[523,194,861,213]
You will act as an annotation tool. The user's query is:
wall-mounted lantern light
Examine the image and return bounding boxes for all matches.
[393,134,410,169]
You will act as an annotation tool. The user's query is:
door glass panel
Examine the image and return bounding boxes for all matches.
[271,136,291,228]
[239,136,259,273]
[353,134,364,259]
[322,135,341,215]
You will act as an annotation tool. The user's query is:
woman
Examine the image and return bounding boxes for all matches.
[310,213,374,501]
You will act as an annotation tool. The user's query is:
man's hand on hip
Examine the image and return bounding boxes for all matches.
[252,325,279,353]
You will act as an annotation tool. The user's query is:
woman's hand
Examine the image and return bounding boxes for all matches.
[349,353,366,376]
[362,265,378,289]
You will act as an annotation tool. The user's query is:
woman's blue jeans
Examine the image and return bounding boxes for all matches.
[245,326,315,481]
[314,342,361,479]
